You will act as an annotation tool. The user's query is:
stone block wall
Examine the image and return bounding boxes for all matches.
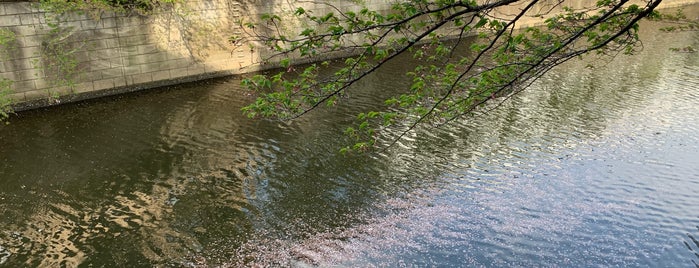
[0,0,395,110]
[0,0,693,110]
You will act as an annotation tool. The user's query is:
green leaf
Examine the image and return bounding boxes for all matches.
[280,58,291,68]
[474,17,488,28]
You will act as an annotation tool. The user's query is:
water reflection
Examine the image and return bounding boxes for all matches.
[0,14,698,267]
[687,225,699,268]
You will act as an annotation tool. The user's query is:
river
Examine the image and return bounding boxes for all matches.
[0,14,698,267]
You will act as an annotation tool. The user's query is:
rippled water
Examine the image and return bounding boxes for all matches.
[1,17,699,267]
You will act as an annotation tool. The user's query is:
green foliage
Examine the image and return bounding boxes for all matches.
[650,9,698,52]
[31,17,81,89]
[238,0,679,152]
[0,0,181,122]
[0,29,17,122]
[0,79,13,122]
[653,8,698,29]
[0,28,17,60]
[38,0,179,15]
[32,0,180,89]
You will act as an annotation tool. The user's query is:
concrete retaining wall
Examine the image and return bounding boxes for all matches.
[0,0,395,110]
[0,0,694,111]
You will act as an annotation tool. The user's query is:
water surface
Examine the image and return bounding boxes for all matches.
[0,19,698,267]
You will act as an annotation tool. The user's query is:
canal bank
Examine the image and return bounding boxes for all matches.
[0,16,697,266]
[0,0,696,112]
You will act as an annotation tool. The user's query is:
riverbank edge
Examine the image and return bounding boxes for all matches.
[7,0,698,113]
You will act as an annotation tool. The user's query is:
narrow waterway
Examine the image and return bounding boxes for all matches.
[1,17,698,267]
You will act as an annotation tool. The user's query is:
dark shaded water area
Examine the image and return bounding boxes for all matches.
[1,18,699,267]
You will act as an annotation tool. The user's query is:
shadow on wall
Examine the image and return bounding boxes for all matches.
[0,0,265,111]
[0,0,250,110]
[3,0,691,111]
[0,0,400,111]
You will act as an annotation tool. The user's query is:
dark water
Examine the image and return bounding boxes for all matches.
[1,19,699,267]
